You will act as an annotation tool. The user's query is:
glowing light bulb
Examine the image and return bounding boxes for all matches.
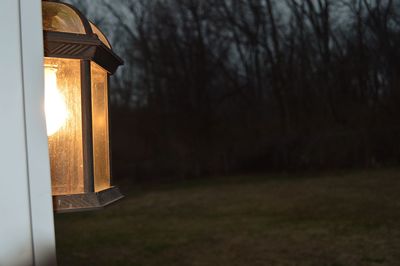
[44,65,69,136]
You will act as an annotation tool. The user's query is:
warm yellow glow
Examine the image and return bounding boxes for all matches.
[45,58,84,195]
[45,65,69,136]
[91,62,111,192]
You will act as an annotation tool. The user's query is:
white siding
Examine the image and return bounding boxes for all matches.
[0,0,56,265]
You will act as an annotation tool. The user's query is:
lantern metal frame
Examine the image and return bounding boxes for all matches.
[43,0,124,212]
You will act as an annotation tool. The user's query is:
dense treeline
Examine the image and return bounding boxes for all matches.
[71,0,400,180]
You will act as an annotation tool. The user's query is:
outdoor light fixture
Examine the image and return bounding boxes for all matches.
[42,0,123,212]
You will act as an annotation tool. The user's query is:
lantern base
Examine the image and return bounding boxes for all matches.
[53,186,124,213]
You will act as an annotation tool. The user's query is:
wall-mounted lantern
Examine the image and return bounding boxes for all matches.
[42,0,123,212]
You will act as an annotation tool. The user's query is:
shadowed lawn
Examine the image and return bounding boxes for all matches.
[55,169,400,266]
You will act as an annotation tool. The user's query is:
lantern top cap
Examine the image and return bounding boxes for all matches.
[42,0,111,49]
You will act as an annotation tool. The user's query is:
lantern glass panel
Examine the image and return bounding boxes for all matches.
[91,62,111,192]
[45,57,84,195]
[42,2,85,34]
[89,22,111,49]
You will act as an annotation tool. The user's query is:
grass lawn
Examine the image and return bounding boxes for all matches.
[55,169,400,266]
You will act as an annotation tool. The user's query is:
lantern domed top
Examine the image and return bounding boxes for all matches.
[42,0,122,73]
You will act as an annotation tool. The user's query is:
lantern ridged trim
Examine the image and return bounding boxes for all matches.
[42,0,123,212]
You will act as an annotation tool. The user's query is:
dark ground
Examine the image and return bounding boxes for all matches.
[55,168,400,266]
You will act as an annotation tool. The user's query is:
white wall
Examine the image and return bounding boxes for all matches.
[0,0,56,265]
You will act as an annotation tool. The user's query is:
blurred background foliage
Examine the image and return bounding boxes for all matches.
[67,0,400,181]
